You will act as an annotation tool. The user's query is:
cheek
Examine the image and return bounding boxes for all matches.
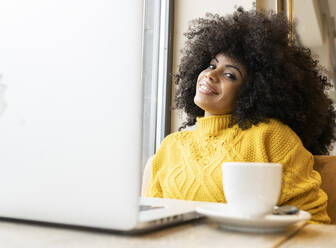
[197,71,207,82]
[218,84,239,103]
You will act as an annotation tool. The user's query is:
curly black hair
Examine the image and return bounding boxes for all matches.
[174,7,336,155]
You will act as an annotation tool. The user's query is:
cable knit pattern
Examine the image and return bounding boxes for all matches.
[146,115,330,224]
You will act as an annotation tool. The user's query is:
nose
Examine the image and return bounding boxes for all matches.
[205,69,218,83]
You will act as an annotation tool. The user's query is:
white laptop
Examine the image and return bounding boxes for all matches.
[0,0,208,232]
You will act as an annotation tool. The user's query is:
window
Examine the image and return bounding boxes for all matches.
[142,0,174,168]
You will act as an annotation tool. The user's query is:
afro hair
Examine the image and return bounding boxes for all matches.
[174,7,336,155]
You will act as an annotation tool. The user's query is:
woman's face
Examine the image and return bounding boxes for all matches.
[194,53,246,116]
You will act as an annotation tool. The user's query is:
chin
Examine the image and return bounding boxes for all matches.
[194,95,213,110]
[194,95,205,110]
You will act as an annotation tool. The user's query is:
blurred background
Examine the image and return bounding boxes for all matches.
[169,0,336,132]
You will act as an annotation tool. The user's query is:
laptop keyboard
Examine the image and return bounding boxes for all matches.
[139,205,164,212]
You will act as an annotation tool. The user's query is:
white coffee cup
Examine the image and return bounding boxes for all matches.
[222,162,282,218]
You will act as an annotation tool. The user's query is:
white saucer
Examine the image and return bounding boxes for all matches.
[196,204,311,233]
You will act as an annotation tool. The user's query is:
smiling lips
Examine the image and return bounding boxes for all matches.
[199,80,218,95]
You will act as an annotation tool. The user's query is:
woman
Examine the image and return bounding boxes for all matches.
[146,8,336,224]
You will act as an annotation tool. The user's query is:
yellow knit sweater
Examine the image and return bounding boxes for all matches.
[146,115,330,224]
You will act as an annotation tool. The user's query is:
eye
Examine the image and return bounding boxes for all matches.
[224,73,236,80]
[209,64,216,69]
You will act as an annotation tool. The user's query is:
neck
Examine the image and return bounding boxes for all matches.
[204,111,232,117]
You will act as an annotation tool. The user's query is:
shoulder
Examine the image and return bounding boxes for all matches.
[239,119,304,161]
[159,130,194,146]
[245,119,301,143]
[151,130,193,169]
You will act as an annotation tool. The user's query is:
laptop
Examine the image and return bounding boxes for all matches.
[0,0,208,232]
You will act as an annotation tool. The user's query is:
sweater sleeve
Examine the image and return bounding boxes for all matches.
[260,121,330,224]
[145,156,163,198]
[275,143,330,224]
[145,133,175,198]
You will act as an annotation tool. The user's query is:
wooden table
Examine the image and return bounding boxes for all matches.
[0,218,334,248]
[280,223,336,247]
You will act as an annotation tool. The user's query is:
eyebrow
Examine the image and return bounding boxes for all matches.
[213,56,244,78]
[225,65,243,78]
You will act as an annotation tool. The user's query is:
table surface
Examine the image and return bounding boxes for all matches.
[0,218,335,248]
[281,223,336,248]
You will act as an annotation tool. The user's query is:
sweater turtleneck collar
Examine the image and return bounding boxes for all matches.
[195,115,235,136]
